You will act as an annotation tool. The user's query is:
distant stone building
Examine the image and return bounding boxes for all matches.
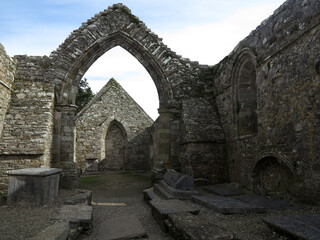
[75,78,154,172]
[0,0,319,202]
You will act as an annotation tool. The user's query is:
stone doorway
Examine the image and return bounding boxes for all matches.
[100,121,127,171]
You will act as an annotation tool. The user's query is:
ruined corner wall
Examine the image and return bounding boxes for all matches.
[0,55,55,190]
[0,44,16,139]
[75,79,154,171]
[214,0,320,201]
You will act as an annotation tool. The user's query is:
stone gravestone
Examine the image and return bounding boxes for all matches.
[7,168,62,205]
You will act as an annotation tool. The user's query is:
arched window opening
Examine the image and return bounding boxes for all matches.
[234,52,258,137]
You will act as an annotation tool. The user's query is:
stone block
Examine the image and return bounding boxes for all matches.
[263,214,320,240]
[154,180,198,200]
[85,158,98,172]
[64,190,92,205]
[234,195,291,211]
[204,184,243,196]
[54,204,93,232]
[97,215,147,240]
[163,169,196,190]
[7,168,62,205]
[192,195,266,214]
[149,199,201,231]
[166,212,236,240]
[30,221,70,240]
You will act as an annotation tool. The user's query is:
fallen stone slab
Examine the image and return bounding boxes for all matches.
[150,199,201,231]
[203,184,242,196]
[29,221,69,240]
[97,215,147,240]
[263,214,320,240]
[54,205,93,232]
[154,180,198,200]
[163,169,196,190]
[235,195,291,211]
[143,187,162,203]
[166,212,237,240]
[64,190,92,205]
[192,195,266,214]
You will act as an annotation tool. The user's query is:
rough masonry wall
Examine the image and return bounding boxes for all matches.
[47,4,226,183]
[0,55,55,190]
[75,79,154,171]
[0,44,16,139]
[214,0,320,201]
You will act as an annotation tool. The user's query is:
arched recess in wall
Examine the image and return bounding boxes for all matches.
[232,49,258,137]
[99,120,128,171]
[251,155,295,197]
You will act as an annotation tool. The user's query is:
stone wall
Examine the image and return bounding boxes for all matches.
[0,44,16,139]
[214,0,320,201]
[0,55,55,190]
[75,78,154,171]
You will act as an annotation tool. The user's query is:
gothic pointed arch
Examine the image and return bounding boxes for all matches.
[49,4,175,109]
[232,48,258,137]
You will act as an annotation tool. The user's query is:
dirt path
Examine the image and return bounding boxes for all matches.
[79,171,172,240]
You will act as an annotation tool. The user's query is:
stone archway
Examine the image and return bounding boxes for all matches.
[49,4,179,186]
[99,120,127,171]
[252,156,295,197]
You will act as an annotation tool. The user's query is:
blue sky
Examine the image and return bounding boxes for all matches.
[0,0,285,119]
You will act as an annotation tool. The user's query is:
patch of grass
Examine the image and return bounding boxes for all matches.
[80,175,101,184]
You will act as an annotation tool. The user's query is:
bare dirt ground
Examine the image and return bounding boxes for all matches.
[79,171,173,240]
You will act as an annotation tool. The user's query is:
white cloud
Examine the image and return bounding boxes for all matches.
[160,2,281,65]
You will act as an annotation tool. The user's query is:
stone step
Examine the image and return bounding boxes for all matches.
[149,199,201,231]
[97,215,147,240]
[166,212,237,240]
[263,214,320,240]
[203,184,242,196]
[192,195,266,214]
[234,195,291,211]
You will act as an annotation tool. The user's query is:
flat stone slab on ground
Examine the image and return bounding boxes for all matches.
[203,184,242,196]
[150,199,201,232]
[30,221,69,240]
[166,212,236,240]
[192,195,266,214]
[143,187,162,203]
[98,215,147,240]
[54,204,93,229]
[263,214,320,240]
[150,199,201,216]
[235,195,291,211]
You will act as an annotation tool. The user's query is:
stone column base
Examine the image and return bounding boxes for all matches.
[52,162,80,189]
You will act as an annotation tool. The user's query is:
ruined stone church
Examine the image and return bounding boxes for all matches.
[0,0,319,202]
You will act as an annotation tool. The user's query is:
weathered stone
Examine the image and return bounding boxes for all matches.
[97,215,147,240]
[263,214,320,240]
[29,221,70,240]
[234,195,291,211]
[54,205,93,232]
[166,212,237,240]
[149,199,201,231]
[64,190,92,205]
[163,169,196,190]
[192,195,266,214]
[7,168,62,206]
[154,180,198,200]
[203,184,243,196]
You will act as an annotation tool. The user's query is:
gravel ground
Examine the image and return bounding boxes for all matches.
[79,171,173,240]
